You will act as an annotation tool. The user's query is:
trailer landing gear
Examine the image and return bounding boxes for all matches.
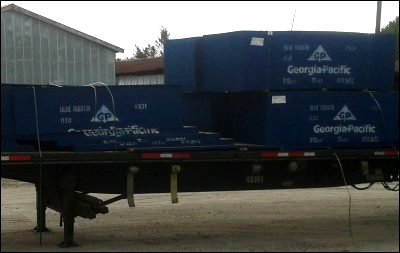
[33,184,50,232]
[58,172,79,248]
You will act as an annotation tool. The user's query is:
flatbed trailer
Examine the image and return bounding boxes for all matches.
[1,147,399,247]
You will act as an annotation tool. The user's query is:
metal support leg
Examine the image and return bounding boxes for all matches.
[58,172,79,248]
[171,165,181,204]
[127,166,139,207]
[58,216,77,248]
[33,184,50,232]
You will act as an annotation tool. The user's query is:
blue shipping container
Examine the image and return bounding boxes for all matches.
[199,31,270,92]
[182,93,228,133]
[1,84,239,152]
[4,84,182,136]
[268,31,395,91]
[219,91,398,149]
[164,31,395,92]
[164,37,201,91]
[388,91,399,145]
[52,131,235,152]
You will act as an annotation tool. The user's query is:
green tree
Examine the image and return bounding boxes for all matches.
[133,44,157,59]
[132,26,170,59]
[381,16,399,60]
[155,26,170,57]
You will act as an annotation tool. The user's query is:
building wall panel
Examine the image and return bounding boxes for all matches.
[1,10,117,85]
[117,74,164,85]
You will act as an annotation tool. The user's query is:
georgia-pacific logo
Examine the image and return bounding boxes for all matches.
[90,105,119,123]
[307,45,332,62]
[333,105,357,122]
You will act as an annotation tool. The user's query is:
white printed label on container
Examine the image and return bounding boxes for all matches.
[250,37,264,46]
[272,96,286,104]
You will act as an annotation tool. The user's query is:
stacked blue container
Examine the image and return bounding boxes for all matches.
[165,31,395,92]
[164,37,201,92]
[199,31,270,92]
[164,31,398,150]
[267,31,395,91]
[1,84,236,152]
[223,91,398,149]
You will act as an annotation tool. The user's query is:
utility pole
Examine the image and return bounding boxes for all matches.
[375,1,382,33]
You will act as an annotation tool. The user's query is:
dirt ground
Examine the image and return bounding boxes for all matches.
[1,178,399,252]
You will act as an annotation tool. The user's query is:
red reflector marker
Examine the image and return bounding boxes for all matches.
[374,151,399,156]
[141,153,162,159]
[288,152,303,157]
[261,152,278,158]
[1,155,31,161]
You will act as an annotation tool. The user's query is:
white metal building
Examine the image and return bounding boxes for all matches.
[1,4,124,85]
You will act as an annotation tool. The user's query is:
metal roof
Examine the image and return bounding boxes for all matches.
[116,57,164,75]
[1,4,124,53]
